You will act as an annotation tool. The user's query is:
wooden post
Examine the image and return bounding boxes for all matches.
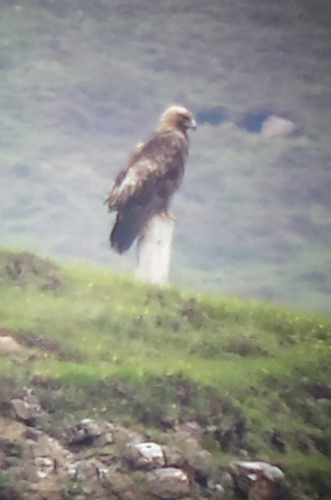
[136,215,174,285]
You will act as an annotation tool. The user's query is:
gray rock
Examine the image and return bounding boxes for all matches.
[187,448,212,475]
[11,388,49,429]
[11,399,32,421]
[67,457,107,481]
[229,460,284,494]
[146,467,190,499]
[125,441,165,470]
[37,435,72,464]
[162,445,184,467]
[101,468,135,499]
[215,471,234,492]
[214,483,225,499]
[230,460,284,481]
[113,425,145,446]
[176,421,204,441]
[67,418,114,446]
[171,431,200,453]
[33,456,54,480]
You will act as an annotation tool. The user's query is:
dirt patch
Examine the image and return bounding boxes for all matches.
[0,251,64,293]
[14,332,86,364]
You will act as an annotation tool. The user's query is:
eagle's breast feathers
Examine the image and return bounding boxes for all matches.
[106,130,188,211]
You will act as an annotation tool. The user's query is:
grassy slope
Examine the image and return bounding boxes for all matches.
[0,248,331,498]
[0,0,331,312]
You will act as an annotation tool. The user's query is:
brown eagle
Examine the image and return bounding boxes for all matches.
[105,105,196,253]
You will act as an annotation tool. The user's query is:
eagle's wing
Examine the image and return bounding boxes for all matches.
[105,131,187,211]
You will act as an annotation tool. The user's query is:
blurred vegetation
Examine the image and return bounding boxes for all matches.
[0,248,331,498]
[0,0,331,312]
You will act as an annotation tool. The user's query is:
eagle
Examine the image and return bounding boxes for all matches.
[105,105,196,253]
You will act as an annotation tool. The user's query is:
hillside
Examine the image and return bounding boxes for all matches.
[0,0,331,312]
[0,248,331,499]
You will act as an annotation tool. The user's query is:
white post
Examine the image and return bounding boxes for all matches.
[136,215,174,285]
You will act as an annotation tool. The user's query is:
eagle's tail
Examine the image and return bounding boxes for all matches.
[110,207,147,254]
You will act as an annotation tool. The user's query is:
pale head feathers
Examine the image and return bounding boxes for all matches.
[158,105,197,133]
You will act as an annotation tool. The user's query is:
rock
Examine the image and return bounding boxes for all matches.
[213,470,234,493]
[187,448,213,475]
[249,475,278,500]
[261,115,296,137]
[26,433,73,466]
[229,461,284,500]
[0,404,295,500]
[162,445,184,467]
[18,430,74,495]
[207,470,234,499]
[11,388,49,428]
[25,427,43,441]
[213,483,225,499]
[67,457,107,481]
[102,468,136,499]
[0,335,22,355]
[66,458,135,499]
[29,477,67,500]
[113,425,145,446]
[176,421,204,442]
[171,430,200,452]
[0,415,26,441]
[67,418,114,447]
[146,467,190,499]
[34,456,55,479]
[24,456,55,482]
[125,442,165,470]
[11,399,33,421]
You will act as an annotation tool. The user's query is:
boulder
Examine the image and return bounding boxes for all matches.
[146,467,190,499]
[67,457,107,481]
[230,460,284,483]
[176,421,204,442]
[212,470,234,493]
[0,335,22,355]
[171,430,200,453]
[125,441,165,470]
[229,461,285,500]
[207,470,235,499]
[26,433,73,465]
[162,445,184,467]
[101,468,136,499]
[113,425,145,446]
[11,388,49,428]
[249,475,279,500]
[67,418,114,447]
[11,399,32,422]
[187,448,213,475]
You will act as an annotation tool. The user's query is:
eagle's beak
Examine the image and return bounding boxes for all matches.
[189,118,197,130]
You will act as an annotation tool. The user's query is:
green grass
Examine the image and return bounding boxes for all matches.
[0,248,331,498]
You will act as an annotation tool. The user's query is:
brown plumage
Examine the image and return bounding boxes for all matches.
[105,105,196,253]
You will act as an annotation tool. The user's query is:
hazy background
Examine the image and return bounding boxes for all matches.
[1,0,331,312]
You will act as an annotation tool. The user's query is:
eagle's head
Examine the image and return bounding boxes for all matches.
[159,105,197,134]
